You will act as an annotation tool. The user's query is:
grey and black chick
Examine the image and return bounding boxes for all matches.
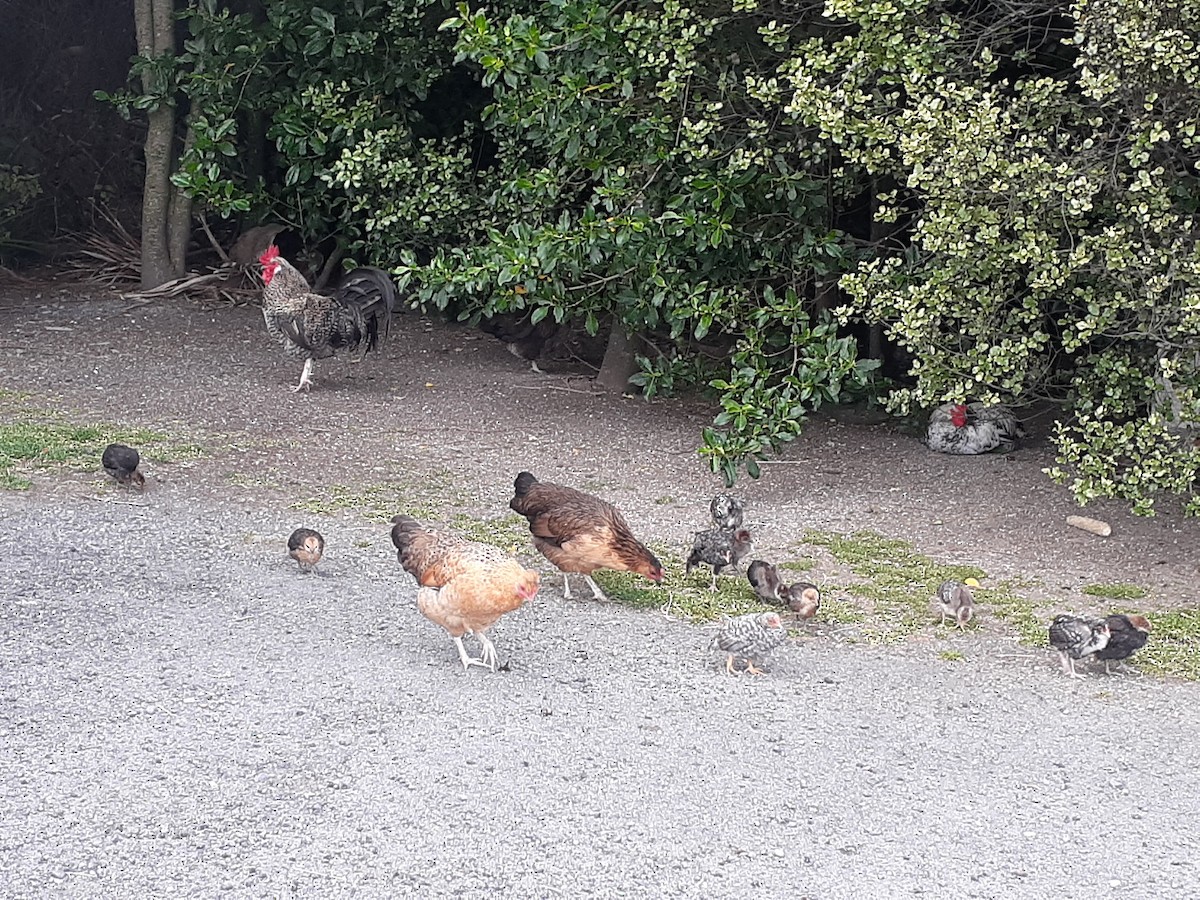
[288,527,325,574]
[782,581,821,620]
[936,578,978,629]
[709,494,744,530]
[102,443,145,490]
[711,611,787,675]
[1092,614,1151,674]
[1048,615,1111,678]
[686,527,752,591]
[747,559,785,604]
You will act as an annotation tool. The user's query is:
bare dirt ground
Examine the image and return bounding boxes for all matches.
[1,280,1198,898]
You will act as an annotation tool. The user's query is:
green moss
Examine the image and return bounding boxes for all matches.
[803,529,987,641]
[448,513,530,554]
[940,650,965,662]
[1082,582,1149,601]
[1137,609,1200,680]
[0,419,203,490]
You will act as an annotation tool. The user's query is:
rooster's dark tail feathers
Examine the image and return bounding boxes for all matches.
[337,267,398,356]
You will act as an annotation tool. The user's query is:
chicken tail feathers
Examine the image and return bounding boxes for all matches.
[336,267,398,356]
[513,471,539,498]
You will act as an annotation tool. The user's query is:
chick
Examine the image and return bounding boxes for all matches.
[747,559,785,604]
[686,527,752,591]
[101,443,145,490]
[1048,615,1111,678]
[783,581,821,620]
[712,611,787,675]
[1093,614,1152,674]
[287,527,325,574]
[936,578,978,629]
[709,494,744,530]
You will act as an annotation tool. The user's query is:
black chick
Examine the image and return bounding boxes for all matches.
[747,559,785,604]
[1048,615,1111,678]
[102,443,145,490]
[782,581,821,620]
[709,494,744,530]
[686,527,752,591]
[288,528,325,574]
[1093,614,1151,674]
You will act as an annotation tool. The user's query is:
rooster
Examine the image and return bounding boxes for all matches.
[1048,615,1111,678]
[925,402,1025,455]
[258,245,397,392]
[1093,614,1152,674]
[936,578,978,629]
[712,611,787,675]
[390,515,540,672]
[686,527,752,591]
[101,443,144,490]
[509,471,664,601]
[287,528,324,574]
[747,559,785,605]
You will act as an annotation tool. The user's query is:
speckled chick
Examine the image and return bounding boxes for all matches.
[711,611,786,675]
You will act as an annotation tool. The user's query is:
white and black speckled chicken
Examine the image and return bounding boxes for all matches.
[936,578,978,629]
[1093,614,1152,674]
[925,402,1026,455]
[712,611,787,675]
[101,443,145,490]
[686,527,752,591]
[747,559,785,605]
[258,245,397,392]
[1048,615,1111,678]
[709,494,744,530]
[782,581,821,620]
[287,528,325,574]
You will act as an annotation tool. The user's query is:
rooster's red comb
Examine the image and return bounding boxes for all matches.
[259,244,281,266]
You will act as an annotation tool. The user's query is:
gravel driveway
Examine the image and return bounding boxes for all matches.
[1,287,1198,898]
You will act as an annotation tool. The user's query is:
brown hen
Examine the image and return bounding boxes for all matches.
[391,515,540,671]
[509,471,664,601]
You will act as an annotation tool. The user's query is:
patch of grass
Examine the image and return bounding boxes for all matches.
[940,650,965,662]
[778,558,817,573]
[590,539,768,622]
[449,513,530,554]
[1082,582,1149,601]
[804,529,987,641]
[290,467,476,524]
[1137,609,1200,680]
[981,581,1046,646]
[291,479,448,521]
[654,495,675,505]
[0,419,204,490]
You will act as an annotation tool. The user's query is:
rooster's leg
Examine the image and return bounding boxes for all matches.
[584,575,610,602]
[744,659,766,676]
[561,573,573,600]
[724,654,737,675]
[709,570,719,592]
[293,358,315,393]
[453,636,490,671]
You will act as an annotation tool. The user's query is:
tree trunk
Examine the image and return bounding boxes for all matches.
[596,318,638,393]
[136,0,189,289]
